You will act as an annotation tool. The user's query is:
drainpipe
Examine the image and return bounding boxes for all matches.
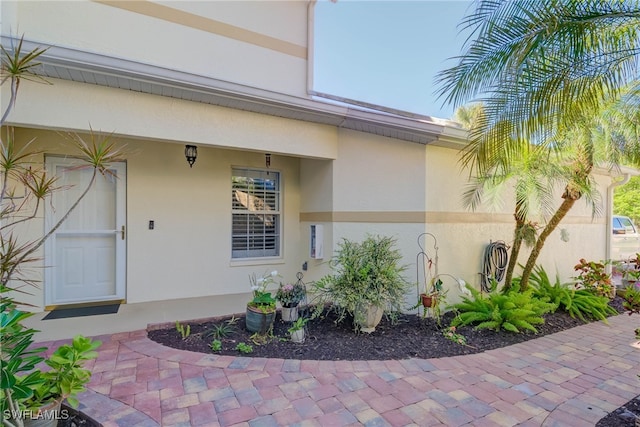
[606,172,631,272]
[307,0,318,98]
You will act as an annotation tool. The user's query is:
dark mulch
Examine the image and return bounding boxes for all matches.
[57,403,101,427]
[597,395,640,427]
[147,298,638,425]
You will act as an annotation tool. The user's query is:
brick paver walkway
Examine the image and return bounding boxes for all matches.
[39,314,640,426]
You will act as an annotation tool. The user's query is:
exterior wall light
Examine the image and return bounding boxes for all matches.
[185,145,197,168]
[265,153,271,168]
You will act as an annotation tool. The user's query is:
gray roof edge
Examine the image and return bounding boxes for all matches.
[2,35,466,146]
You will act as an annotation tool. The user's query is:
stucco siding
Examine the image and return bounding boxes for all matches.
[8,128,307,309]
[4,79,338,160]
[2,0,310,97]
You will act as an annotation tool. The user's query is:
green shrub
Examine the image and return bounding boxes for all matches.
[528,265,616,322]
[312,235,410,330]
[451,284,556,333]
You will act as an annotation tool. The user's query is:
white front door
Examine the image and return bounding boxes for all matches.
[45,157,126,306]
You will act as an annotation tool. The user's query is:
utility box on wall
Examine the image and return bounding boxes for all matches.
[310,224,324,259]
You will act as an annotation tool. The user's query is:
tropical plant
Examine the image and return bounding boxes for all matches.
[1,37,121,426]
[528,264,616,322]
[437,0,640,289]
[457,104,565,289]
[572,258,614,298]
[450,284,556,333]
[1,304,101,426]
[311,235,411,331]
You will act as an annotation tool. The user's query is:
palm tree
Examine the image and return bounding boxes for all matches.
[438,0,640,289]
[456,104,564,289]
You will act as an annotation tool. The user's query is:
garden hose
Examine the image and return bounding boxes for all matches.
[481,241,509,292]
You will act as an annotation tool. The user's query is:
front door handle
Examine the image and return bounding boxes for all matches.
[121,225,125,240]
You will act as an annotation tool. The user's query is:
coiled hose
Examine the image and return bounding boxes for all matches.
[481,241,509,292]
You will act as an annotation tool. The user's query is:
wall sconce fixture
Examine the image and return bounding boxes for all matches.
[265,153,271,168]
[185,145,197,168]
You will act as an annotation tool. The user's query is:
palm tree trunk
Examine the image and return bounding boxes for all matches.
[519,195,577,290]
[504,205,526,289]
[504,231,523,290]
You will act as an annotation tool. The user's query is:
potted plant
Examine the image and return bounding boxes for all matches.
[246,271,279,334]
[1,303,101,427]
[417,276,453,324]
[420,277,443,309]
[287,316,308,343]
[276,281,306,322]
[312,235,410,333]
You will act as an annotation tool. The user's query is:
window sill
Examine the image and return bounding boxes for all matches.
[229,258,285,268]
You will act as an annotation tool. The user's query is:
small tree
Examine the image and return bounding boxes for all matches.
[1,37,123,300]
[1,36,122,425]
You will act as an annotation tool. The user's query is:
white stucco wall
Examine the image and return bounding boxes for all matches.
[1,0,310,97]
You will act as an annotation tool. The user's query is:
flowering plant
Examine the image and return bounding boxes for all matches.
[276,282,306,307]
[248,270,279,310]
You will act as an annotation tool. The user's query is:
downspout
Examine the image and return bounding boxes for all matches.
[606,172,631,272]
[307,0,318,97]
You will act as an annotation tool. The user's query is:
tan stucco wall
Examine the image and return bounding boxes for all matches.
[299,130,610,306]
[7,128,308,309]
[1,0,310,97]
[3,78,338,160]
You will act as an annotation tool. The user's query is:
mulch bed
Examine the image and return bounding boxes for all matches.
[148,297,638,425]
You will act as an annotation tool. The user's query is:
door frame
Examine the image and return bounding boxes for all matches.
[44,156,127,306]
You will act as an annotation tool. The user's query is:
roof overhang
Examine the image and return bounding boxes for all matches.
[2,36,468,149]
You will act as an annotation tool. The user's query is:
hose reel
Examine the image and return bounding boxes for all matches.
[481,241,509,292]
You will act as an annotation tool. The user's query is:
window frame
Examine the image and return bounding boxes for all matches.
[231,166,282,260]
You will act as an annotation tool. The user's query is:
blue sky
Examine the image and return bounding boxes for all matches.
[313,0,472,120]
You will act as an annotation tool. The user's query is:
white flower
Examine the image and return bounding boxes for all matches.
[251,285,260,291]
[270,270,278,277]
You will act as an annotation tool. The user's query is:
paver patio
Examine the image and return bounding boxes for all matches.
[38,314,640,426]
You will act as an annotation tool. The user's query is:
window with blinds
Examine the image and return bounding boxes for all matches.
[231,168,281,258]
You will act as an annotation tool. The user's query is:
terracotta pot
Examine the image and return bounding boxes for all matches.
[420,293,438,308]
[245,305,276,334]
[281,305,299,322]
